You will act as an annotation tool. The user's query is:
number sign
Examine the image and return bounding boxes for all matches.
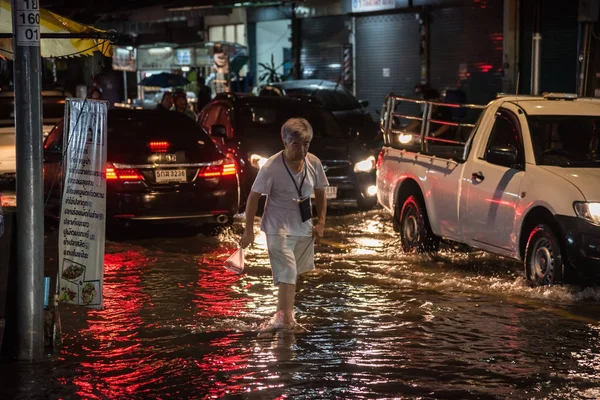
[15,0,40,47]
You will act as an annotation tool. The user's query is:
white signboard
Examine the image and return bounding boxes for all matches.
[137,47,174,70]
[383,68,390,77]
[112,46,137,72]
[58,99,108,309]
[15,0,41,47]
[352,0,395,13]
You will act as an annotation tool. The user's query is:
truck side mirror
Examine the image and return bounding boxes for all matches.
[210,124,227,138]
[359,100,369,108]
[487,145,518,168]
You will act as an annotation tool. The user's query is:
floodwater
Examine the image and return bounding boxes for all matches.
[2,209,600,399]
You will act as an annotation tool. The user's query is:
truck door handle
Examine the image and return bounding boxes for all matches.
[472,171,485,181]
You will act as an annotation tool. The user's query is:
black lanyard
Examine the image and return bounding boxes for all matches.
[281,153,307,198]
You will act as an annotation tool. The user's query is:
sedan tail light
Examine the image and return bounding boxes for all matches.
[198,161,237,178]
[106,163,144,181]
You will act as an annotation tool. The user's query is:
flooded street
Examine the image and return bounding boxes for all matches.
[3,209,600,399]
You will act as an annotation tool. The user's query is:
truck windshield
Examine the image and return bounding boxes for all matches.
[528,115,600,167]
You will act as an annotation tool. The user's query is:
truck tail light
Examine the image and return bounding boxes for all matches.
[376,149,386,169]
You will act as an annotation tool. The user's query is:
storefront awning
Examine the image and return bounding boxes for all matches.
[0,0,113,59]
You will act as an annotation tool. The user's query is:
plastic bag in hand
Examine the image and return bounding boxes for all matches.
[224,247,244,274]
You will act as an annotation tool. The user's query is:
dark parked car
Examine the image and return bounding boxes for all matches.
[43,109,239,231]
[261,79,378,146]
[197,93,378,210]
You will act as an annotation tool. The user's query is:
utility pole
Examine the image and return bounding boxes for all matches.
[418,8,430,88]
[291,3,301,80]
[530,0,542,95]
[11,0,44,360]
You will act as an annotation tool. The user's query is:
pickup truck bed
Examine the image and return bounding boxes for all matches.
[376,93,600,286]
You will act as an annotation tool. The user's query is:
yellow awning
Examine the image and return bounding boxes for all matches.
[0,0,113,59]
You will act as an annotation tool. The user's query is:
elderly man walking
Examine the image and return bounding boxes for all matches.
[239,118,329,333]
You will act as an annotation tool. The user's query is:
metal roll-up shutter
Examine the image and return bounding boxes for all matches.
[519,0,578,94]
[430,3,504,105]
[355,13,421,117]
[301,15,349,82]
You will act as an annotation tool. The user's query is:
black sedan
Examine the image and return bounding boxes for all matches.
[261,79,379,147]
[43,109,239,231]
[197,93,378,210]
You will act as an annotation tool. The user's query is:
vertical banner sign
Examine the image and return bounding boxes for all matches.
[14,0,41,47]
[58,99,108,310]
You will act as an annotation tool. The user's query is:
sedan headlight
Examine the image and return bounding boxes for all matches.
[354,156,376,173]
[249,154,268,169]
[574,202,600,225]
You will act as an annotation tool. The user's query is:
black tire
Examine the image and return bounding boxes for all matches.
[398,194,439,253]
[524,224,564,286]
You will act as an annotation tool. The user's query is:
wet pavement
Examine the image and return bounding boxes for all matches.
[2,208,600,399]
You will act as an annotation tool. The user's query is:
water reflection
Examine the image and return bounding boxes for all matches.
[3,211,600,398]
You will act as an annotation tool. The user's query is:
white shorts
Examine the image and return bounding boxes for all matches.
[266,234,315,285]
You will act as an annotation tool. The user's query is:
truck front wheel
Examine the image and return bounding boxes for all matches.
[524,224,564,286]
[399,195,439,253]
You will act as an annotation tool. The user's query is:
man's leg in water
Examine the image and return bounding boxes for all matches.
[277,283,296,324]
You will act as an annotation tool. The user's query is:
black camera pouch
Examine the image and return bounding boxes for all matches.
[298,196,312,222]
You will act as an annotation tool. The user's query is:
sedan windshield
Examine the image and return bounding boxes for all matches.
[528,115,600,167]
[283,87,361,111]
[234,105,345,139]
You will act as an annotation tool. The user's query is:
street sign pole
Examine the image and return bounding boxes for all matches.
[11,0,44,360]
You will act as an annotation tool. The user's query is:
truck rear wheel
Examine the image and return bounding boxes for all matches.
[399,195,439,253]
[524,224,564,286]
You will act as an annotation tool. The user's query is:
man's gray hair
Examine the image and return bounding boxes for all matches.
[281,118,313,144]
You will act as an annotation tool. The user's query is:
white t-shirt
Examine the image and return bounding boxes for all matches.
[251,150,329,236]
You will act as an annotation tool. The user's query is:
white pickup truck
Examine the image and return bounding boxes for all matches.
[376,92,600,286]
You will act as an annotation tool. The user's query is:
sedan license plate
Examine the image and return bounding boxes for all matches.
[155,169,186,183]
[312,186,337,199]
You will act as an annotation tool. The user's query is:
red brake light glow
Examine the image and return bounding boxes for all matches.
[222,162,237,176]
[376,149,385,169]
[198,162,237,178]
[106,164,144,181]
[148,141,170,153]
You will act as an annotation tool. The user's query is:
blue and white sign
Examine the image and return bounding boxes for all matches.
[352,0,395,12]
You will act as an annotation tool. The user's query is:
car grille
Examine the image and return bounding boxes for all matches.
[322,160,352,178]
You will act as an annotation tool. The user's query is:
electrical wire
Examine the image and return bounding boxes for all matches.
[256,27,291,57]
[0,39,111,58]
[591,22,600,41]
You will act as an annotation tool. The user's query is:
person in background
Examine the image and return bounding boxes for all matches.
[157,91,173,111]
[89,87,103,100]
[403,88,452,138]
[239,118,328,334]
[173,91,197,120]
[197,78,212,112]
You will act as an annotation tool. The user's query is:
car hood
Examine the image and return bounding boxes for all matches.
[242,136,371,164]
[539,166,600,201]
